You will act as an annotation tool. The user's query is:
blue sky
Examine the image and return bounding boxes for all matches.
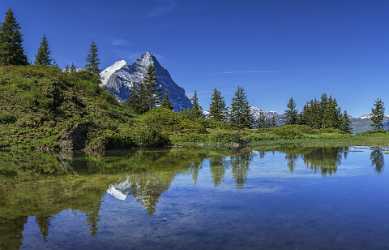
[1,0,389,116]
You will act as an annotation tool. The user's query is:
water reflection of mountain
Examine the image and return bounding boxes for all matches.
[0,146,385,249]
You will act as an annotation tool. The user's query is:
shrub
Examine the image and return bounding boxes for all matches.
[0,113,16,124]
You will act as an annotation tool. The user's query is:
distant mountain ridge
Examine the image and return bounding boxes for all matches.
[100,52,192,111]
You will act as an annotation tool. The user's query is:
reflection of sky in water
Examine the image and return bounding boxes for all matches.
[2,147,389,250]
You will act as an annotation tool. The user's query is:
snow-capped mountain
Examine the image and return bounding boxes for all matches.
[100,52,192,111]
[250,106,280,119]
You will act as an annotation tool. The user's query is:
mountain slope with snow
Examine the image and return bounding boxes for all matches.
[100,52,192,111]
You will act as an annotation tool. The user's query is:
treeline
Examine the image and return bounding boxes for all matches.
[1,8,387,133]
[0,9,100,74]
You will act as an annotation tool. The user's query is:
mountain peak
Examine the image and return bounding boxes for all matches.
[100,53,192,111]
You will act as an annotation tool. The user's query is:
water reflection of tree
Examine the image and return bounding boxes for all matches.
[0,217,27,250]
[281,147,349,175]
[370,148,384,173]
[231,150,253,188]
[210,156,225,186]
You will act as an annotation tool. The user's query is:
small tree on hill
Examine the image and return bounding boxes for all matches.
[189,91,204,119]
[285,97,298,125]
[209,88,227,122]
[0,9,28,65]
[85,41,100,74]
[161,94,173,110]
[230,86,253,129]
[371,98,385,131]
[35,35,53,65]
[142,64,158,112]
[340,111,352,133]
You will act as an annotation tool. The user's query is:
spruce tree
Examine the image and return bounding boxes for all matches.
[189,91,204,119]
[371,98,385,131]
[271,114,277,127]
[209,88,227,122]
[285,97,298,125]
[35,35,52,65]
[230,86,253,129]
[340,111,352,133]
[128,82,142,113]
[0,9,28,65]
[142,64,158,112]
[161,94,173,110]
[257,112,267,128]
[85,41,100,74]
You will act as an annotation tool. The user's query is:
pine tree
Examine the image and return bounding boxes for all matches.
[209,88,227,122]
[35,35,52,65]
[85,41,100,74]
[128,82,142,113]
[142,64,158,112]
[230,86,253,129]
[70,63,77,73]
[0,9,28,65]
[270,114,277,127]
[257,112,267,128]
[340,111,352,133]
[371,98,385,131]
[285,97,298,125]
[189,91,204,119]
[161,94,173,110]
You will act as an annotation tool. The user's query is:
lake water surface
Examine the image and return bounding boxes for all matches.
[1,146,389,250]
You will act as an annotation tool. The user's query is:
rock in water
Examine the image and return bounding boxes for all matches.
[100,52,192,111]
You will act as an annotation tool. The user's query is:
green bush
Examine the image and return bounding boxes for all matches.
[0,113,16,124]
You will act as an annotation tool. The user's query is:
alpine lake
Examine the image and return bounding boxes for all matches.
[1,146,389,250]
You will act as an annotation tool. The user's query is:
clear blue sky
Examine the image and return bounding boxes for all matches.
[1,0,389,116]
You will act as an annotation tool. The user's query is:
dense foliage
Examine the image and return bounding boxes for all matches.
[35,35,53,66]
[0,9,28,65]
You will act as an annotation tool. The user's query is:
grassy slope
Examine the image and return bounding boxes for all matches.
[0,66,136,153]
[1,66,389,157]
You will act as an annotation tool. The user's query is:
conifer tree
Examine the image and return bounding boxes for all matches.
[70,63,77,73]
[257,112,267,128]
[128,82,142,113]
[189,91,204,119]
[340,111,352,133]
[285,97,298,125]
[271,114,277,127]
[35,35,52,65]
[85,41,100,74]
[0,9,28,65]
[161,94,173,110]
[230,86,253,129]
[371,98,385,131]
[209,88,227,122]
[142,64,158,112]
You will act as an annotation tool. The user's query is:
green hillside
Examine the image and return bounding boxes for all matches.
[0,66,169,154]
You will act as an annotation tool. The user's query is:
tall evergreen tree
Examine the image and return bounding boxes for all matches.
[257,112,267,128]
[371,98,385,131]
[35,35,52,65]
[340,111,352,133]
[85,41,100,74]
[189,91,204,119]
[230,86,253,129]
[285,97,298,125]
[209,88,227,122]
[161,94,173,110]
[128,82,142,113]
[0,9,28,65]
[142,64,158,112]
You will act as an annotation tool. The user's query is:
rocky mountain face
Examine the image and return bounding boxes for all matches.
[100,52,192,111]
